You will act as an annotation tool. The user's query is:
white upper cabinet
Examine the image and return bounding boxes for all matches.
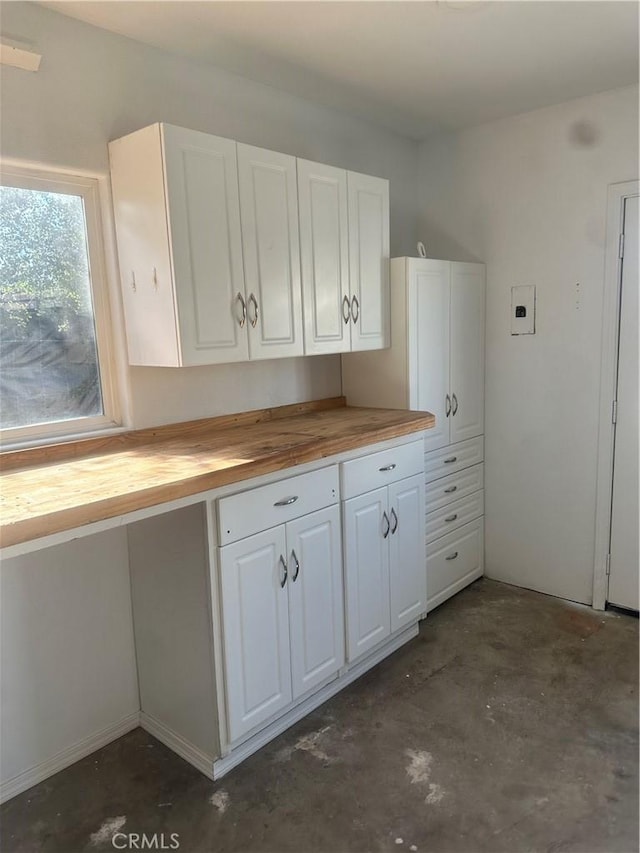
[110,123,247,366]
[237,144,304,360]
[348,171,390,351]
[297,159,350,355]
[298,162,390,355]
[110,123,389,366]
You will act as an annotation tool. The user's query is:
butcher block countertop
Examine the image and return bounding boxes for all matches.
[0,397,434,549]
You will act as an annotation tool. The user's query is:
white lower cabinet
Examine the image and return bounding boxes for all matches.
[425,440,485,612]
[344,470,426,663]
[344,487,391,660]
[219,503,344,743]
[219,526,293,742]
[426,519,484,613]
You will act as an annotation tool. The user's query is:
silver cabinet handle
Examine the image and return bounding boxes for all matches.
[390,507,398,534]
[279,554,288,587]
[379,463,396,472]
[274,496,298,507]
[445,513,458,523]
[452,393,458,416]
[342,295,351,324]
[444,485,457,494]
[444,456,457,464]
[351,295,359,324]
[236,292,247,328]
[152,267,159,290]
[248,293,259,328]
[131,271,137,292]
[446,551,459,561]
[290,549,300,582]
[382,510,390,539]
[445,394,451,417]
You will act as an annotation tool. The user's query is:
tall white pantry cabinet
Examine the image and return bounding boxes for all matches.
[342,257,486,611]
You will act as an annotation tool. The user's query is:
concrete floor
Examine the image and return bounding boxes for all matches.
[2,579,638,853]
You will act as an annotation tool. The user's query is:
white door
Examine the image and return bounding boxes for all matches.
[343,488,391,662]
[219,526,292,742]
[347,171,390,351]
[609,194,639,610]
[237,143,304,360]
[287,505,345,699]
[297,159,350,355]
[410,259,451,451]
[163,125,248,365]
[449,262,485,444]
[388,474,427,632]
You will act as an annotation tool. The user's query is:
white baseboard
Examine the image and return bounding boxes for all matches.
[0,712,140,805]
[139,712,215,780]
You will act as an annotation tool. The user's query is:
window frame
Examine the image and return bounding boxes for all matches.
[0,163,122,447]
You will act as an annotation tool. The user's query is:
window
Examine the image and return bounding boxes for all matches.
[0,166,119,445]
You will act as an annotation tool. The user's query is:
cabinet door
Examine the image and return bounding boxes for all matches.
[388,474,426,632]
[109,124,180,366]
[287,505,344,699]
[298,159,350,355]
[237,144,304,360]
[409,259,451,451]
[450,263,485,444]
[347,171,390,351]
[219,527,292,742]
[162,125,248,365]
[343,488,391,662]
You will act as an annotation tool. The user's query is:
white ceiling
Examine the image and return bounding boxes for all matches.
[40,1,639,140]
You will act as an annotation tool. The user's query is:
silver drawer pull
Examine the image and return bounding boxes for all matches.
[444,485,457,494]
[444,456,457,464]
[446,551,459,561]
[379,463,396,472]
[445,514,458,523]
[274,496,298,507]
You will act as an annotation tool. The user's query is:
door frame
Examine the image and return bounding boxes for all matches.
[592,180,639,610]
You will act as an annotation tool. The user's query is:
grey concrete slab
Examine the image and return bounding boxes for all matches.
[1,579,637,853]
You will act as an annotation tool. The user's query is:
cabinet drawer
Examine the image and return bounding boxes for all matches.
[217,466,339,545]
[425,490,484,543]
[425,463,484,514]
[426,519,484,613]
[424,436,484,483]
[341,440,424,500]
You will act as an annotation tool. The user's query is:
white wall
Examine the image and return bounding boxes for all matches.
[0,2,422,799]
[1,1,421,428]
[417,85,639,604]
[0,530,139,800]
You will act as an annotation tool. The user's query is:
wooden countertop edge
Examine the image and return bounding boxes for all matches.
[0,396,348,472]
[0,412,434,549]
